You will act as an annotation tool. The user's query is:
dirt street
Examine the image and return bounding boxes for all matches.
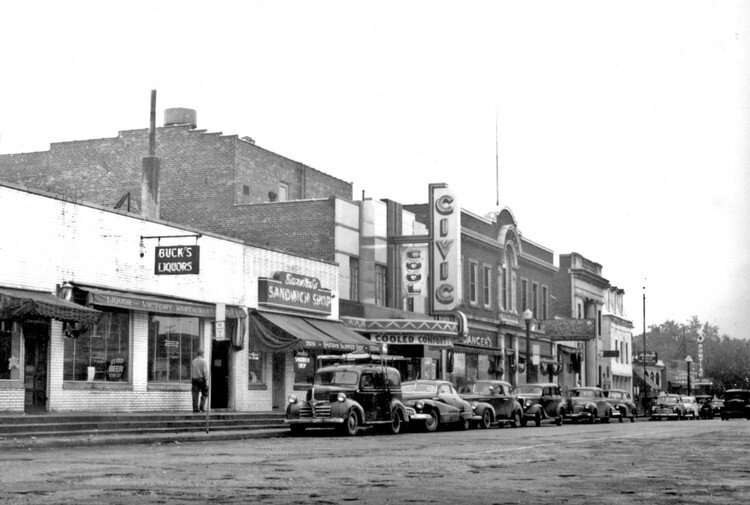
[1,419,748,504]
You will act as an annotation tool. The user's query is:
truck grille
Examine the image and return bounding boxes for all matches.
[300,401,332,418]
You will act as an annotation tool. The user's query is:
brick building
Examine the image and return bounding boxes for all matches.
[404,204,561,388]
[600,286,634,394]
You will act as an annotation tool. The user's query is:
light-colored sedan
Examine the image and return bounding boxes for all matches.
[680,396,701,419]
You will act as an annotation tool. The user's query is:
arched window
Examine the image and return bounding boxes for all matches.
[502,244,517,311]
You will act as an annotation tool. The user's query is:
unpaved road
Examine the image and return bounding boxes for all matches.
[1,419,748,504]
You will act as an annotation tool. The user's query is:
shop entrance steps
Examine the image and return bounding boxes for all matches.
[0,411,285,439]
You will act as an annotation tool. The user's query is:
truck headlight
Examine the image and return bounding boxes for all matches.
[288,395,297,404]
[524,400,532,408]
[336,393,347,402]
[415,400,425,410]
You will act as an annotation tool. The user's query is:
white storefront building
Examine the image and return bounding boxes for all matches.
[0,183,372,413]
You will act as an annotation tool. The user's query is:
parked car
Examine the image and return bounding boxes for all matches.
[704,397,724,419]
[603,389,637,423]
[720,389,750,420]
[680,396,701,419]
[514,383,565,426]
[651,394,686,420]
[285,361,424,436]
[459,380,523,428]
[695,395,713,419]
[402,380,482,431]
[564,386,621,423]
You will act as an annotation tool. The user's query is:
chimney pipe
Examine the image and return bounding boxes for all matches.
[142,90,160,220]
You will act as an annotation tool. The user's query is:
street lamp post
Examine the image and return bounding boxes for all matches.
[685,355,693,396]
[642,286,647,412]
[523,309,533,384]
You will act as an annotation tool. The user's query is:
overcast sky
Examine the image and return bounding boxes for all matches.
[2,1,748,340]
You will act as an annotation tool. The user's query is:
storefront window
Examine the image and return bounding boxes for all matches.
[0,321,22,380]
[248,334,265,385]
[294,349,316,385]
[148,314,201,382]
[63,311,130,382]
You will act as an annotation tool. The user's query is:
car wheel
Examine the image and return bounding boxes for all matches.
[630,415,635,423]
[555,413,563,426]
[520,415,528,427]
[341,410,359,436]
[424,409,439,432]
[388,411,403,435]
[480,409,493,429]
[618,413,624,423]
[290,425,306,436]
[459,417,470,430]
[602,410,611,423]
[591,410,598,423]
[510,410,522,428]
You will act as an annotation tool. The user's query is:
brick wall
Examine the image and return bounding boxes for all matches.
[0,125,352,242]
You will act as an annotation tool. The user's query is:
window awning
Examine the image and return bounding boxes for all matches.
[452,343,505,356]
[0,287,102,325]
[80,285,245,319]
[249,311,378,353]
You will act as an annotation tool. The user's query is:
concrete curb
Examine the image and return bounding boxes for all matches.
[0,428,289,450]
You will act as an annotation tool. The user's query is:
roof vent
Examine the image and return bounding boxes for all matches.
[164,108,197,129]
[241,136,255,144]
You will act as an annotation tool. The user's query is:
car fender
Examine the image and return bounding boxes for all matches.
[419,399,461,422]
[333,398,365,421]
[473,402,495,419]
[390,399,409,420]
[523,404,543,417]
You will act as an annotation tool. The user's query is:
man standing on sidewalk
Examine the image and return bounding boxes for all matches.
[191,349,208,413]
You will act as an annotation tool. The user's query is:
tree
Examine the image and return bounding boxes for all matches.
[633,316,749,393]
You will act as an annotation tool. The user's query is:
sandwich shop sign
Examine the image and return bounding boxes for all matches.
[258,272,333,315]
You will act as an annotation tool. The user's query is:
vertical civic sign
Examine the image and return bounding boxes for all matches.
[696,334,704,378]
[401,244,428,297]
[429,183,461,313]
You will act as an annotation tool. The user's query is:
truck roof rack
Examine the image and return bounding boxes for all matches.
[317,353,408,366]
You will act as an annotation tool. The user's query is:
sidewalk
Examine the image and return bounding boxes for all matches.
[0,427,289,450]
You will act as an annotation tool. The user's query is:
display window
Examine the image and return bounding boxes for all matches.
[0,320,21,380]
[147,314,202,382]
[63,310,130,382]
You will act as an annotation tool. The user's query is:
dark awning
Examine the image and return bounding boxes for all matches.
[250,311,377,353]
[0,287,102,325]
[452,343,505,356]
[81,286,245,319]
[305,318,379,350]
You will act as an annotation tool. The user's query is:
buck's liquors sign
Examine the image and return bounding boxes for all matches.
[154,245,200,275]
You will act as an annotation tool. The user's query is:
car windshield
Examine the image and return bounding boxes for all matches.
[659,396,678,405]
[607,391,623,399]
[568,389,595,398]
[403,382,438,394]
[314,370,359,386]
[682,397,695,403]
[725,392,748,401]
[473,382,500,394]
[516,386,543,395]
